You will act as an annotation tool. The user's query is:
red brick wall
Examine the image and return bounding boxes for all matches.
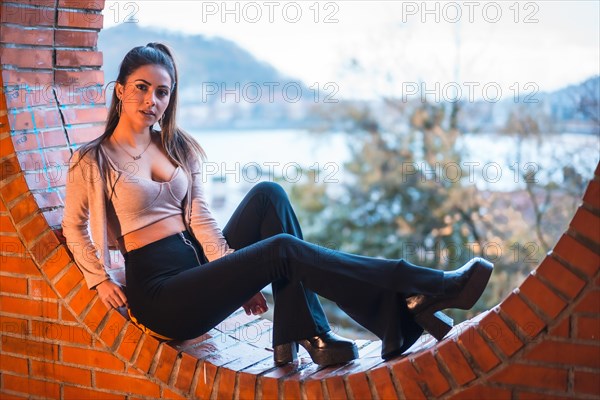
[1,1,599,399]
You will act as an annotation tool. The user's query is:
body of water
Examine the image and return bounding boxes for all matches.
[191,129,599,226]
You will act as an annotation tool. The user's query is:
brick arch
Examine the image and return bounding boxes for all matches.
[1,1,599,398]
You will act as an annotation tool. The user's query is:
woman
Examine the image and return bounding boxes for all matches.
[62,42,493,366]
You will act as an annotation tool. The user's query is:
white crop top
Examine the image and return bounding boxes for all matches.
[101,146,188,237]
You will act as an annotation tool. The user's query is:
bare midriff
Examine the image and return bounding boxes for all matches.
[118,214,187,252]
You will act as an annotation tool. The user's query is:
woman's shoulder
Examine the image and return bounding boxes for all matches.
[72,145,98,164]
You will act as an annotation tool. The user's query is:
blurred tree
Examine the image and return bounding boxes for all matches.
[288,91,596,330]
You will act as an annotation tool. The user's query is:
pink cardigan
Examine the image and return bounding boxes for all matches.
[61,147,234,289]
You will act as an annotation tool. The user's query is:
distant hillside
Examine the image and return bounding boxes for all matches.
[99,24,296,91]
[456,75,600,135]
[98,24,318,130]
[98,24,599,134]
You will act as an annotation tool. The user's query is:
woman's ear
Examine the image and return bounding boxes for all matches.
[115,82,124,100]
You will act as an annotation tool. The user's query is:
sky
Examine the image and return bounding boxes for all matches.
[102,1,600,100]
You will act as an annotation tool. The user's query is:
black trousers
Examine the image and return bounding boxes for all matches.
[125,182,444,356]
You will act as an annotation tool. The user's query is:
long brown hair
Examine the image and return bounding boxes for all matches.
[71,42,207,196]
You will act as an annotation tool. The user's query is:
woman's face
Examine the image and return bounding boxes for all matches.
[116,64,172,131]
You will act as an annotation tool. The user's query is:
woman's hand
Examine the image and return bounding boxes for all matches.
[243,292,268,316]
[96,280,128,309]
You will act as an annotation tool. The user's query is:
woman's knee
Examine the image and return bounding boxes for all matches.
[252,181,287,202]
[268,233,296,246]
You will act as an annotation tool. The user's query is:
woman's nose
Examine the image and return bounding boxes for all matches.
[145,91,157,105]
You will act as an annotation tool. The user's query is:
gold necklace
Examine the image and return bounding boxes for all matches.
[112,135,152,160]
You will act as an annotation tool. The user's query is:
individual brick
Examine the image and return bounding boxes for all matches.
[0,254,38,274]
[0,353,28,375]
[30,359,92,385]
[574,370,600,396]
[174,352,198,393]
[303,379,324,400]
[95,371,161,398]
[58,0,106,10]
[0,3,55,26]
[448,384,510,400]
[99,310,127,348]
[237,372,257,400]
[0,135,15,158]
[54,264,83,297]
[63,106,108,125]
[194,361,218,399]
[29,229,61,265]
[478,311,523,357]
[519,274,568,318]
[20,214,48,244]
[536,256,586,299]
[63,385,125,400]
[346,372,372,400]
[583,180,600,210]
[55,28,98,47]
[10,194,38,224]
[2,69,53,86]
[325,376,348,400]
[2,374,60,398]
[436,339,477,385]
[154,343,179,382]
[82,297,109,331]
[523,339,600,368]
[412,350,451,397]
[61,345,125,371]
[41,245,71,280]
[214,368,236,399]
[259,376,279,399]
[1,335,59,360]
[574,289,600,312]
[490,363,568,392]
[368,365,397,400]
[55,70,104,87]
[0,25,54,46]
[0,47,52,69]
[57,9,103,29]
[547,316,570,338]
[1,174,29,204]
[65,124,105,145]
[0,275,28,295]
[29,320,92,345]
[575,315,600,340]
[499,293,546,339]
[390,359,427,400]
[68,283,97,316]
[553,234,600,277]
[116,322,142,361]
[133,334,160,373]
[570,206,600,244]
[56,50,103,67]
[0,295,58,319]
[457,327,501,372]
[0,155,21,182]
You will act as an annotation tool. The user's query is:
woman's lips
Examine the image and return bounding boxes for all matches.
[140,110,155,118]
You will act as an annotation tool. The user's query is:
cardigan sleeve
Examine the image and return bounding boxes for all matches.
[61,150,111,290]
[188,158,235,262]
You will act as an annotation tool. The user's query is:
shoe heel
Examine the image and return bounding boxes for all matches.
[414,311,453,341]
[297,339,358,366]
[273,342,298,365]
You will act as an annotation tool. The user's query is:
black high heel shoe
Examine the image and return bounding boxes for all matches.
[273,331,358,366]
[406,257,493,340]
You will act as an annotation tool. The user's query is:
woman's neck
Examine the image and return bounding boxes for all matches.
[112,121,152,147]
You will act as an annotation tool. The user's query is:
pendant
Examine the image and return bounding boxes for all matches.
[133,155,141,160]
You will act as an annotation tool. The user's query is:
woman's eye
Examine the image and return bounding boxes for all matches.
[158,90,169,97]
[135,84,147,91]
